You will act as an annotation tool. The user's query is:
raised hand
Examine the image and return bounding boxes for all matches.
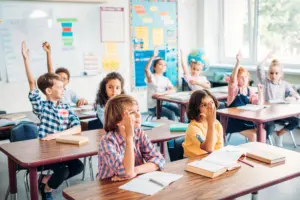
[153,47,159,57]
[21,41,29,60]
[42,41,51,53]
[236,51,242,62]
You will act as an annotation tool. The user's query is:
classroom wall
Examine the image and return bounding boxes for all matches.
[0,0,199,113]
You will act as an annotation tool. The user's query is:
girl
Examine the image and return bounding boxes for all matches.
[145,47,180,121]
[226,52,263,142]
[95,72,125,126]
[257,54,299,147]
[97,94,165,180]
[42,42,88,107]
[182,90,223,157]
[180,50,211,91]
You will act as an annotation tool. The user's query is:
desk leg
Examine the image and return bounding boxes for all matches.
[180,105,186,123]
[257,123,266,143]
[156,100,161,119]
[159,142,166,158]
[251,191,258,200]
[29,167,38,200]
[8,158,17,200]
[220,116,228,144]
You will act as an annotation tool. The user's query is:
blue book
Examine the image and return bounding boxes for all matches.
[141,121,165,128]
[169,123,189,132]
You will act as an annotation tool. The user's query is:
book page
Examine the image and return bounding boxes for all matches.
[139,171,183,186]
[188,160,224,172]
[238,104,270,111]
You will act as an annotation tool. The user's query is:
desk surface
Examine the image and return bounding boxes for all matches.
[217,103,300,123]
[63,142,300,200]
[0,119,184,167]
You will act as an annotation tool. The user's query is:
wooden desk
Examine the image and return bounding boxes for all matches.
[153,89,228,122]
[0,119,183,200]
[0,110,96,132]
[217,103,300,143]
[62,142,300,200]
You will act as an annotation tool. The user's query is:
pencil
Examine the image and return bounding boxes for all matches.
[238,159,255,168]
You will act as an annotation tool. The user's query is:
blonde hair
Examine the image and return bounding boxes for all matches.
[104,94,138,132]
[269,59,282,69]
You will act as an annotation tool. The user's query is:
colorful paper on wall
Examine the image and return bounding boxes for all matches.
[102,56,120,71]
[134,26,149,50]
[104,42,117,56]
[57,18,77,49]
[84,52,99,72]
[152,28,164,46]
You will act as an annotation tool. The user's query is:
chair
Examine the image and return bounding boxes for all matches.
[5,121,38,200]
[167,136,185,162]
[181,77,191,91]
[81,117,103,181]
[269,121,298,148]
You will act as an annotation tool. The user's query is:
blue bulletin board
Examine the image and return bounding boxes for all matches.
[130,0,178,90]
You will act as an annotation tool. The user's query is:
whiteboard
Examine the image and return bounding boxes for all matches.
[0,1,119,82]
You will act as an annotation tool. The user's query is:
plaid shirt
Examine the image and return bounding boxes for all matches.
[97,128,165,179]
[28,89,80,138]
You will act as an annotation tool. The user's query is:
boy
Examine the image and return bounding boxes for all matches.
[42,41,88,107]
[22,41,83,200]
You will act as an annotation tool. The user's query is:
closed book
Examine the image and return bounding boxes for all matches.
[56,136,89,145]
[169,123,188,132]
[0,113,26,121]
[241,142,286,164]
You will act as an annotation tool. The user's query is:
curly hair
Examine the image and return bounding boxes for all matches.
[95,72,125,107]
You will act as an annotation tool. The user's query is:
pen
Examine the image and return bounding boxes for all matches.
[149,178,165,187]
[238,159,255,168]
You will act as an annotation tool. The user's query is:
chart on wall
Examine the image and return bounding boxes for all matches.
[130,0,178,90]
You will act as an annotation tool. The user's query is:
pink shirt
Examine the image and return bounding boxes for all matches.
[227,79,258,106]
[97,128,165,179]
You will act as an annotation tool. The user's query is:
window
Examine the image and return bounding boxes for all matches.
[220,0,300,67]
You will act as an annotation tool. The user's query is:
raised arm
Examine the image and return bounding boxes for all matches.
[42,41,53,73]
[257,53,273,84]
[180,50,189,75]
[145,47,158,83]
[21,41,36,90]
[230,52,242,86]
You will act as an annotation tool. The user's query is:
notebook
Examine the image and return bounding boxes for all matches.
[241,142,285,164]
[185,146,244,178]
[56,136,89,145]
[0,113,27,121]
[268,99,288,104]
[165,92,191,101]
[119,171,183,195]
[141,121,164,128]
[169,123,189,132]
[0,119,16,127]
[238,104,269,111]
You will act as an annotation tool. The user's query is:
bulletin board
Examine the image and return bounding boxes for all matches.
[130,0,178,91]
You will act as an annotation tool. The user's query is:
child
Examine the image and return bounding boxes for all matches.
[95,72,125,126]
[257,54,300,147]
[180,50,211,91]
[226,52,263,142]
[145,47,180,121]
[22,41,83,200]
[97,94,165,180]
[42,42,88,107]
[182,90,223,157]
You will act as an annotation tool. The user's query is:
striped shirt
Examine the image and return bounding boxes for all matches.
[97,128,165,179]
[28,89,80,138]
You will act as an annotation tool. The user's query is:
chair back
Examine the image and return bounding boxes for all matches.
[10,121,38,142]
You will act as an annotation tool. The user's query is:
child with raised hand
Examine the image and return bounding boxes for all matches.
[95,72,125,126]
[97,94,165,180]
[22,41,83,200]
[182,90,223,157]
[42,41,88,107]
[226,52,264,142]
[145,47,180,121]
[180,50,211,90]
[257,53,300,147]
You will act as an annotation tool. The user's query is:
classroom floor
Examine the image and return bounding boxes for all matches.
[1,130,300,200]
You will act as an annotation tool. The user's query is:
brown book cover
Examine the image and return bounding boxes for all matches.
[56,136,89,145]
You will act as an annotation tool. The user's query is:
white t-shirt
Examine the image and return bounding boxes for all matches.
[184,75,209,91]
[62,88,79,105]
[146,74,173,109]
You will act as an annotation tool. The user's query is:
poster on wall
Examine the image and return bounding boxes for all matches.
[130,0,178,91]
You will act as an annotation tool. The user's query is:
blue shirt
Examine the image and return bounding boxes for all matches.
[28,89,80,138]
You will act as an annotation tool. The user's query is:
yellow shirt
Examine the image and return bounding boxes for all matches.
[182,120,224,157]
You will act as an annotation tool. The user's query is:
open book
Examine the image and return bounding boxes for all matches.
[185,146,245,178]
[238,104,270,111]
[56,136,89,145]
[165,92,191,101]
[0,113,27,121]
[119,171,183,195]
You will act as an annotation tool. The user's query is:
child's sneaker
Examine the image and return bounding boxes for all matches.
[273,133,283,147]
